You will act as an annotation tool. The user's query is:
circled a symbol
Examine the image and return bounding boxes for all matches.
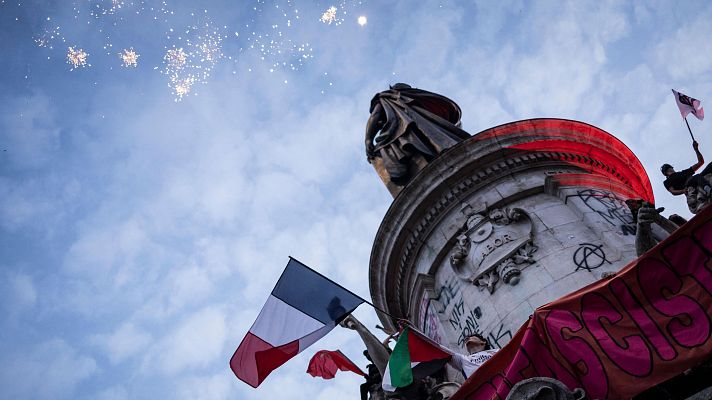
[573,243,610,271]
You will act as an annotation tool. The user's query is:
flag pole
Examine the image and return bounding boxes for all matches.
[684,116,696,142]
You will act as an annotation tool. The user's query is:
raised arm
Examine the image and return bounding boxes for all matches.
[668,187,687,196]
[691,141,704,171]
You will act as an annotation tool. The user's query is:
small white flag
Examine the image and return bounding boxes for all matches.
[672,89,704,121]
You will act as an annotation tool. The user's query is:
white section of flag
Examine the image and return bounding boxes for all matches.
[298,322,336,352]
[249,295,325,347]
[381,362,420,392]
[672,89,704,121]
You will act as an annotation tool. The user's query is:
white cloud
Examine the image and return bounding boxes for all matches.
[91,322,152,365]
[175,372,233,400]
[6,272,37,309]
[143,306,227,376]
[93,385,129,400]
[654,9,712,79]
[0,339,96,399]
[0,93,60,170]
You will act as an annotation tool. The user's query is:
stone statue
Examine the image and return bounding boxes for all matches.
[365,83,470,189]
[361,351,386,400]
[633,201,680,256]
[686,173,712,214]
[340,314,392,378]
[505,377,585,400]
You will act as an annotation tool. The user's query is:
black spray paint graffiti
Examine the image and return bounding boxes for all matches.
[574,189,636,235]
[449,299,466,331]
[420,297,444,344]
[432,278,513,349]
[488,324,513,348]
[433,277,460,312]
[620,224,637,236]
[573,243,611,271]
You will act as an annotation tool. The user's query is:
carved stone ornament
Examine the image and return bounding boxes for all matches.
[505,377,585,400]
[449,204,537,293]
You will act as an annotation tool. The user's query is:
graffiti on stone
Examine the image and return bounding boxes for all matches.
[449,298,465,330]
[433,277,460,312]
[419,296,443,344]
[456,307,484,346]
[574,189,635,233]
[488,323,513,348]
[573,242,611,271]
[620,224,636,236]
[435,277,515,349]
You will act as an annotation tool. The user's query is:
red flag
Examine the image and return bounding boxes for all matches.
[307,350,366,379]
[672,89,704,120]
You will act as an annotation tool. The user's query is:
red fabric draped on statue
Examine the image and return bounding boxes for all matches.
[307,350,366,379]
[451,205,712,400]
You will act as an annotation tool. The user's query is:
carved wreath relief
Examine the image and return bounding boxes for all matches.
[450,204,537,294]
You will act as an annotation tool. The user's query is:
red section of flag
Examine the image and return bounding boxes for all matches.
[307,350,366,379]
[406,328,452,362]
[230,332,300,388]
[451,206,712,400]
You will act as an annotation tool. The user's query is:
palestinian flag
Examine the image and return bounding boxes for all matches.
[382,327,452,392]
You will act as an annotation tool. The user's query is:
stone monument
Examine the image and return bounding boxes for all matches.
[362,85,659,395]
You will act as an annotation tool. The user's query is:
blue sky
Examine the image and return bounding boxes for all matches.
[2,1,712,399]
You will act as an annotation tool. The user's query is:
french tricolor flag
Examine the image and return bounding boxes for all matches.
[230,257,365,387]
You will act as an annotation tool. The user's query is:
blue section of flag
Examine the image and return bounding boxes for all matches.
[271,258,364,325]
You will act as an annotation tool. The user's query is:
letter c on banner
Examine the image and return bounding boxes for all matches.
[581,292,652,377]
[545,309,609,400]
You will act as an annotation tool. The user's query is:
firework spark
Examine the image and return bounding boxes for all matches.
[119,48,139,67]
[320,6,340,25]
[90,0,125,17]
[164,48,187,69]
[160,17,228,100]
[173,76,195,100]
[67,46,89,69]
[34,26,62,49]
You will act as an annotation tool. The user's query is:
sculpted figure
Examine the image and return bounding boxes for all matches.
[685,175,712,214]
[361,351,386,400]
[340,314,392,378]
[633,202,680,256]
[365,83,470,185]
[505,377,585,400]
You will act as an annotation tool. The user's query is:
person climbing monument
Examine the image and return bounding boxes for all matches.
[661,140,708,196]
[449,333,498,379]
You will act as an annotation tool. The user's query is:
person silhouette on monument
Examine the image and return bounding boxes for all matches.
[449,333,498,379]
[661,141,708,196]
[365,83,470,185]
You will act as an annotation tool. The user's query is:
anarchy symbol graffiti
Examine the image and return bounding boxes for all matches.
[573,243,610,271]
